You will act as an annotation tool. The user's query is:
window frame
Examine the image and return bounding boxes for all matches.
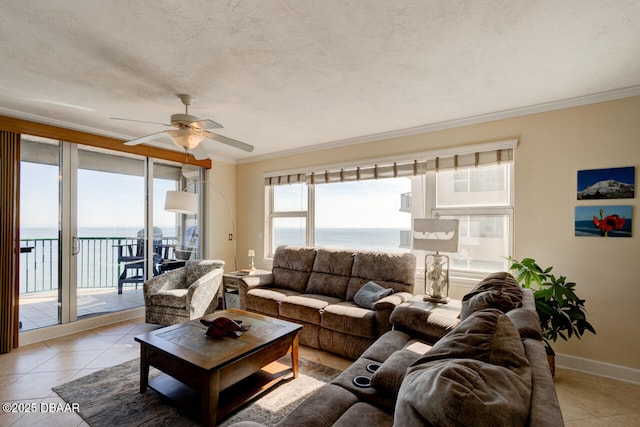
[428,163,514,280]
[267,183,314,254]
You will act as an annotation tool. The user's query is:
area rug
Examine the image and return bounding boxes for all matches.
[53,357,341,426]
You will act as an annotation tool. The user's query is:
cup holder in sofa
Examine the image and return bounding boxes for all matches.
[353,375,372,388]
[366,363,380,373]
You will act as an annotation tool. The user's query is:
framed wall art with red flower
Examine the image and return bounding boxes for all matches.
[575,205,633,237]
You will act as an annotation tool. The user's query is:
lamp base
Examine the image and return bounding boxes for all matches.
[423,295,450,304]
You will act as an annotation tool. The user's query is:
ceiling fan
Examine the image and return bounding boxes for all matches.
[112,94,254,160]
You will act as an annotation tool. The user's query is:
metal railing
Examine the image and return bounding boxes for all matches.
[19,237,178,294]
[400,192,411,212]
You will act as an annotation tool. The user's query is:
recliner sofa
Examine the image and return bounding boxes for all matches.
[232,272,564,427]
[238,246,416,359]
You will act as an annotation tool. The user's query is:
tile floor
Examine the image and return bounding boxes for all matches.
[1,317,639,426]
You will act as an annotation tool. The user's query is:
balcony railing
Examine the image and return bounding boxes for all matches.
[399,230,412,248]
[400,192,411,212]
[20,237,178,294]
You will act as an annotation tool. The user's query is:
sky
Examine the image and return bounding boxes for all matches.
[20,162,177,235]
[577,166,635,191]
[275,177,412,229]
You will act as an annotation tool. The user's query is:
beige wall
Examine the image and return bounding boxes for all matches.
[205,161,238,271]
[234,96,640,372]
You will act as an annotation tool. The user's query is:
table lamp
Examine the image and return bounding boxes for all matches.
[413,218,459,303]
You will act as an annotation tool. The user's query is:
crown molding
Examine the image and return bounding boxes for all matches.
[238,85,640,164]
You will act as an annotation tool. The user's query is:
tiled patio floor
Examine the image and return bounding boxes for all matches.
[20,287,144,331]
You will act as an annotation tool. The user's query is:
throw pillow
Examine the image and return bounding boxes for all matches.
[353,281,394,309]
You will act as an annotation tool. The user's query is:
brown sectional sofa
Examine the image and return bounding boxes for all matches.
[232,272,564,427]
[238,245,417,359]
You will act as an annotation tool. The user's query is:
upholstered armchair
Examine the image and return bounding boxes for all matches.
[144,259,225,325]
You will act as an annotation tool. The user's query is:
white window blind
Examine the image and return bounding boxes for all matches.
[264,143,515,187]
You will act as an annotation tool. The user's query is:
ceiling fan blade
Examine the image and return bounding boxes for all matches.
[192,119,223,130]
[111,117,173,127]
[204,131,254,152]
[191,144,210,160]
[124,131,168,146]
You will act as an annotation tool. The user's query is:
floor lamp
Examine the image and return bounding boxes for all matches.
[413,218,459,304]
[165,183,237,271]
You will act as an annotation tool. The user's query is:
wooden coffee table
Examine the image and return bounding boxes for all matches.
[135,308,302,426]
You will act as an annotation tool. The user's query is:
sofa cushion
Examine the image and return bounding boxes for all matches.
[360,330,412,362]
[354,281,394,309]
[507,307,543,340]
[272,246,317,292]
[396,358,532,427]
[395,308,532,426]
[415,308,530,368]
[150,289,188,308]
[370,344,427,398]
[346,251,415,300]
[280,294,342,325]
[334,402,393,427]
[321,302,377,338]
[245,288,301,317]
[306,248,354,299]
[460,271,523,320]
[390,300,460,342]
[272,384,359,427]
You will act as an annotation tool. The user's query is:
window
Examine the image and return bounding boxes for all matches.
[315,179,411,252]
[266,144,515,277]
[432,163,512,274]
[269,183,308,249]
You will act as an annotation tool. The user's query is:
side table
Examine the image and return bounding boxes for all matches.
[222,270,270,309]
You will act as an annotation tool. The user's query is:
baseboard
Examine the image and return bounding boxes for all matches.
[19,307,145,347]
[556,352,640,385]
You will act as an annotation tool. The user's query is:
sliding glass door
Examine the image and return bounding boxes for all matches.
[76,146,146,317]
[19,138,201,332]
[19,137,62,330]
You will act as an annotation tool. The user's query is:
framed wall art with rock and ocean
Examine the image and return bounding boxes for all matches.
[575,205,633,237]
[577,166,635,200]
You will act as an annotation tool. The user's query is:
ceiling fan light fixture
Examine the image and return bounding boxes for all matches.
[167,129,205,149]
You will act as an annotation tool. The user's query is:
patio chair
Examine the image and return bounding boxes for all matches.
[116,227,164,294]
[143,259,225,325]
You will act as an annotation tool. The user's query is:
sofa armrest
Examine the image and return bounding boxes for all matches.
[390,300,461,343]
[372,292,414,335]
[373,291,413,311]
[238,272,274,309]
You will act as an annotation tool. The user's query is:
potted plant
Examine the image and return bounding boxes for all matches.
[507,257,596,376]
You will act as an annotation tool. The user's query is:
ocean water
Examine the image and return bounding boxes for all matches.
[274,227,410,253]
[575,220,632,237]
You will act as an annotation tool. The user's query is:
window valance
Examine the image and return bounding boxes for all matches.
[264,140,516,187]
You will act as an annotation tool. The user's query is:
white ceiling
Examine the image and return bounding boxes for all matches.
[1,1,639,163]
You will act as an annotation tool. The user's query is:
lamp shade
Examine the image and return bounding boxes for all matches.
[167,129,205,149]
[165,190,198,214]
[413,218,459,252]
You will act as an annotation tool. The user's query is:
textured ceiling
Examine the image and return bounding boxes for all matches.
[1,1,639,163]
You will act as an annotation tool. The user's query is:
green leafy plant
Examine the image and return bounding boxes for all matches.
[508,257,596,350]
